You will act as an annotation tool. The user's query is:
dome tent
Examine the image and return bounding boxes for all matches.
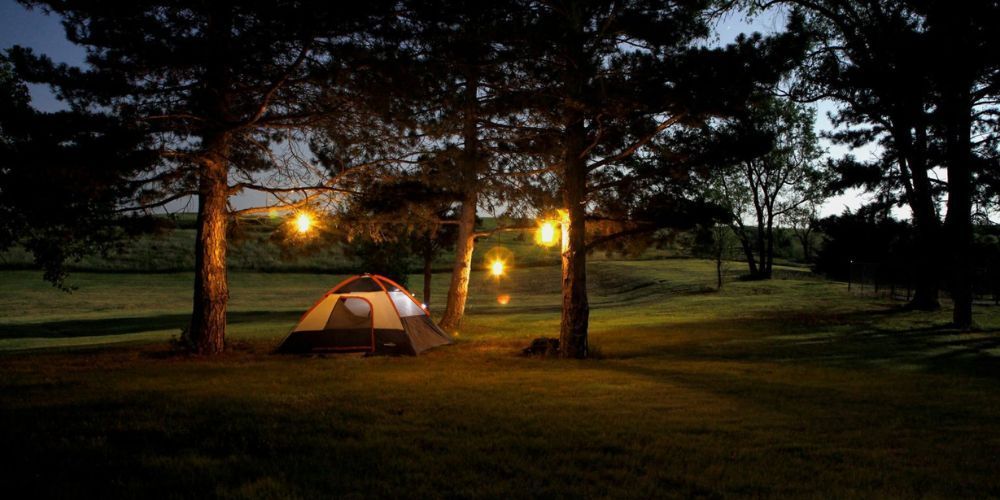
[277,274,452,356]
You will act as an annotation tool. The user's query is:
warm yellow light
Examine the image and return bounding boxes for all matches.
[490,258,505,277]
[538,221,557,246]
[497,294,511,305]
[294,212,313,234]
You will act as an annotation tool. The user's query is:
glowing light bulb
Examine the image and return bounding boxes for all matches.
[497,294,511,305]
[294,212,313,234]
[490,258,505,277]
[538,221,557,246]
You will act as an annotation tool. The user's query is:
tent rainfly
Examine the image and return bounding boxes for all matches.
[277,274,452,356]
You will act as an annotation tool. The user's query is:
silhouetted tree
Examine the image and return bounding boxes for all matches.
[771,0,1000,327]
[0,55,155,287]
[411,215,459,307]
[813,208,913,281]
[764,0,945,310]
[342,237,416,288]
[922,1,1000,328]
[336,176,460,307]
[407,0,541,332]
[784,202,820,262]
[518,1,801,357]
[10,0,384,353]
[711,97,825,278]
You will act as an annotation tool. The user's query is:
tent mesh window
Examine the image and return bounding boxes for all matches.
[388,291,423,316]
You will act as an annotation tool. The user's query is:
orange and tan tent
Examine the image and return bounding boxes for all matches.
[277,274,452,356]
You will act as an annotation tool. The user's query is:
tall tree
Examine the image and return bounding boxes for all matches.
[0,55,155,287]
[10,0,382,353]
[769,0,943,309]
[783,202,820,262]
[334,175,460,307]
[773,0,1000,325]
[404,0,540,332]
[698,97,826,278]
[519,1,799,357]
[922,1,1000,328]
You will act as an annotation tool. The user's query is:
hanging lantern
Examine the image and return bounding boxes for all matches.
[484,246,514,280]
[293,211,314,234]
[490,258,506,277]
[536,221,558,247]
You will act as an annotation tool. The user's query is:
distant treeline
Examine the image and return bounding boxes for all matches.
[0,215,815,276]
[811,211,1000,301]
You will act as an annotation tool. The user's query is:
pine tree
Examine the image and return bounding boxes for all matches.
[773,0,944,310]
[10,0,385,353]
[314,0,544,332]
[517,0,800,357]
[0,54,155,287]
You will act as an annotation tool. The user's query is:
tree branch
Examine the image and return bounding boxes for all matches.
[586,115,683,172]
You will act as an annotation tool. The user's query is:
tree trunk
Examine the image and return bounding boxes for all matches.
[437,68,480,332]
[754,223,768,279]
[946,159,973,329]
[716,251,723,290]
[184,4,233,355]
[736,228,759,277]
[559,118,589,359]
[903,124,941,311]
[908,206,942,310]
[438,195,476,332]
[944,102,974,329]
[763,216,775,278]
[186,133,230,355]
[933,6,974,328]
[422,247,433,307]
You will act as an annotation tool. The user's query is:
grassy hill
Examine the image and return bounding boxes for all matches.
[1,257,999,496]
[0,214,806,274]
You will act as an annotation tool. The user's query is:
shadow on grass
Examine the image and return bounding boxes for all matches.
[0,310,301,339]
[602,306,1000,379]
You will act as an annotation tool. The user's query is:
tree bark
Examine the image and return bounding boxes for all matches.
[754,225,768,278]
[753,215,769,279]
[933,6,975,329]
[438,70,480,332]
[763,215,775,278]
[943,99,974,329]
[422,246,433,307]
[735,228,759,277]
[185,5,232,355]
[899,121,941,311]
[716,250,723,289]
[438,192,476,332]
[559,117,589,359]
[186,132,230,354]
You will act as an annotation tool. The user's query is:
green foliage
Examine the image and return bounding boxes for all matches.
[342,236,415,287]
[677,95,828,278]
[813,209,915,280]
[0,54,158,288]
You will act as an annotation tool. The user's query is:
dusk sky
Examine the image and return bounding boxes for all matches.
[1,0,877,217]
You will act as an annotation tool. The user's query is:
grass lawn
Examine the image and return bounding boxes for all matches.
[1,260,999,497]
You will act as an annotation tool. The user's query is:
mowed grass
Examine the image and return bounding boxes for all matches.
[1,260,1000,498]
